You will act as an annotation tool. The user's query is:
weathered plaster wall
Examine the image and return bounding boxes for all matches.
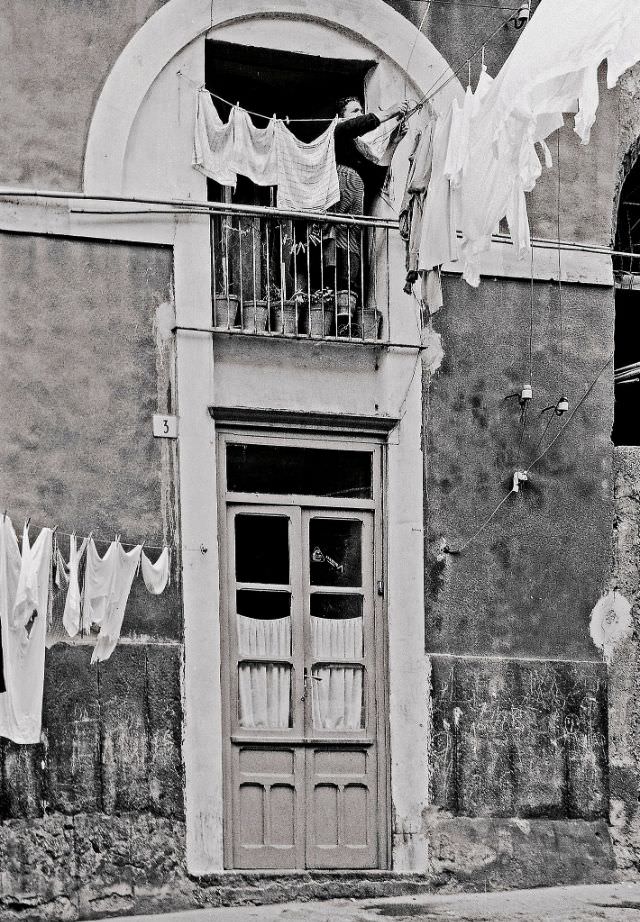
[608,447,640,877]
[0,0,170,190]
[422,274,614,860]
[0,231,178,640]
[0,231,183,918]
[425,276,613,659]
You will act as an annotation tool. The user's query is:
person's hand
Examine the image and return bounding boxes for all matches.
[380,100,411,123]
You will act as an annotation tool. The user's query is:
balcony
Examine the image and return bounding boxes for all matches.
[210,203,396,343]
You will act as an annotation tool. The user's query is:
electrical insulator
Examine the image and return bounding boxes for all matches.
[555,396,569,415]
[520,384,533,405]
[513,0,531,29]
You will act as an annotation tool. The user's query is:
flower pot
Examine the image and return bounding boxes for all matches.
[335,290,357,314]
[309,306,334,338]
[241,299,269,333]
[214,294,240,328]
[274,300,300,335]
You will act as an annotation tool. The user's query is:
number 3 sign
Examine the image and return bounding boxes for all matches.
[152,414,178,439]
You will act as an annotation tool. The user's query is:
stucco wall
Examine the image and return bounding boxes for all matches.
[425,276,613,659]
[0,232,183,920]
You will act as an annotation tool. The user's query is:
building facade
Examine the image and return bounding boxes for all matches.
[0,0,639,917]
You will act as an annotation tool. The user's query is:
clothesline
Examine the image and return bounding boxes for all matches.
[178,72,334,123]
[0,511,172,552]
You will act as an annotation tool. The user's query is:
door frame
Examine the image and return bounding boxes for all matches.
[216,425,390,869]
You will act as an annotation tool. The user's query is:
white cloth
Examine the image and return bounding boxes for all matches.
[62,534,88,638]
[84,539,143,663]
[0,521,53,743]
[458,0,640,286]
[141,548,170,596]
[193,91,340,211]
[237,614,291,729]
[311,616,364,732]
[355,116,402,167]
[417,105,459,274]
[274,116,340,211]
[193,91,239,186]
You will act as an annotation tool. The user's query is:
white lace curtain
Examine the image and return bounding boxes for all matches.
[237,615,291,729]
[236,613,364,731]
[311,615,363,731]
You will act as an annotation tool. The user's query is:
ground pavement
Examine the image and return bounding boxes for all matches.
[104,883,640,921]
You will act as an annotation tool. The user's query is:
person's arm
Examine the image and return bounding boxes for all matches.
[335,112,381,141]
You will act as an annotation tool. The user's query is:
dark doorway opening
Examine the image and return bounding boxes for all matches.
[204,40,376,205]
[613,156,640,446]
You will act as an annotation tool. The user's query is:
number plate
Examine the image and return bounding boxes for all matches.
[153,414,178,439]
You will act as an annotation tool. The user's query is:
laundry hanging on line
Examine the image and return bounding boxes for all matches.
[0,515,171,744]
[0,518,52,744]
[193,91,340,212]
[452,0,640,287]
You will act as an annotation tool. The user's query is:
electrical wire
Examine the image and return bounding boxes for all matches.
[449,351,614,555]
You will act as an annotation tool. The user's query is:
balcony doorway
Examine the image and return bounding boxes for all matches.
[205,40,387,338]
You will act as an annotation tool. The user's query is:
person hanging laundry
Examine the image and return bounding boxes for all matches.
[141,547,170,596]
[325,95,409,298]
[0,520,53,744]
[83,538,142,664]
[62,534,88,638]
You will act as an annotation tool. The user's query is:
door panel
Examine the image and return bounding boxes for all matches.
[226,500,383,870]
[233,745,305,868]
[306,745,377,868]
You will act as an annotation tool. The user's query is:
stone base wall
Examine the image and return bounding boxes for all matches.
[0,813,616,922]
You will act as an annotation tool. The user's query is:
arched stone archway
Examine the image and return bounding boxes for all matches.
[83,0,461,195]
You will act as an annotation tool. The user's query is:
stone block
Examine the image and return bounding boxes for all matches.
[98,647,149,814]
[43,645,100,815]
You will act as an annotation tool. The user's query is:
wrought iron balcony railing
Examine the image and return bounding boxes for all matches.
[210,203,395,343]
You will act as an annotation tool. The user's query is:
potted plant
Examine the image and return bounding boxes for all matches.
[241,297,269,333]
[213,292,240,329]
[309,288,335,337]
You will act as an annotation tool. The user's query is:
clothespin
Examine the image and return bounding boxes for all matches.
[468,60,471,89]
[25,517,31,531]
[115,533,121,545]
[481,46,485,69]
[285,115,290,125]
[52,525,58,536]
[2,510,6,522]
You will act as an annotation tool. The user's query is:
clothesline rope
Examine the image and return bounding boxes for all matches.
[178,72,335,123]
[0,512,172,552]
[181,5,513,143]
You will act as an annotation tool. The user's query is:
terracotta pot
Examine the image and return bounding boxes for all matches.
[309,306,334,337]
[274,300,299,335]
[214,294,240,328]
[335,290,357,313]
[241,300,269,333]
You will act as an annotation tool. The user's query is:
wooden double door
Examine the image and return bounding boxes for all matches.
[223,501,386,869]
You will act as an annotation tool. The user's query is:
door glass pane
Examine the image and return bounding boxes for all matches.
[227,443,372,498]
[235,514,289,584]
[311,665,364,731]
[311,595,363,659]
[236,590,291,657]
[238,663,292,728]
[310,519,362,587]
